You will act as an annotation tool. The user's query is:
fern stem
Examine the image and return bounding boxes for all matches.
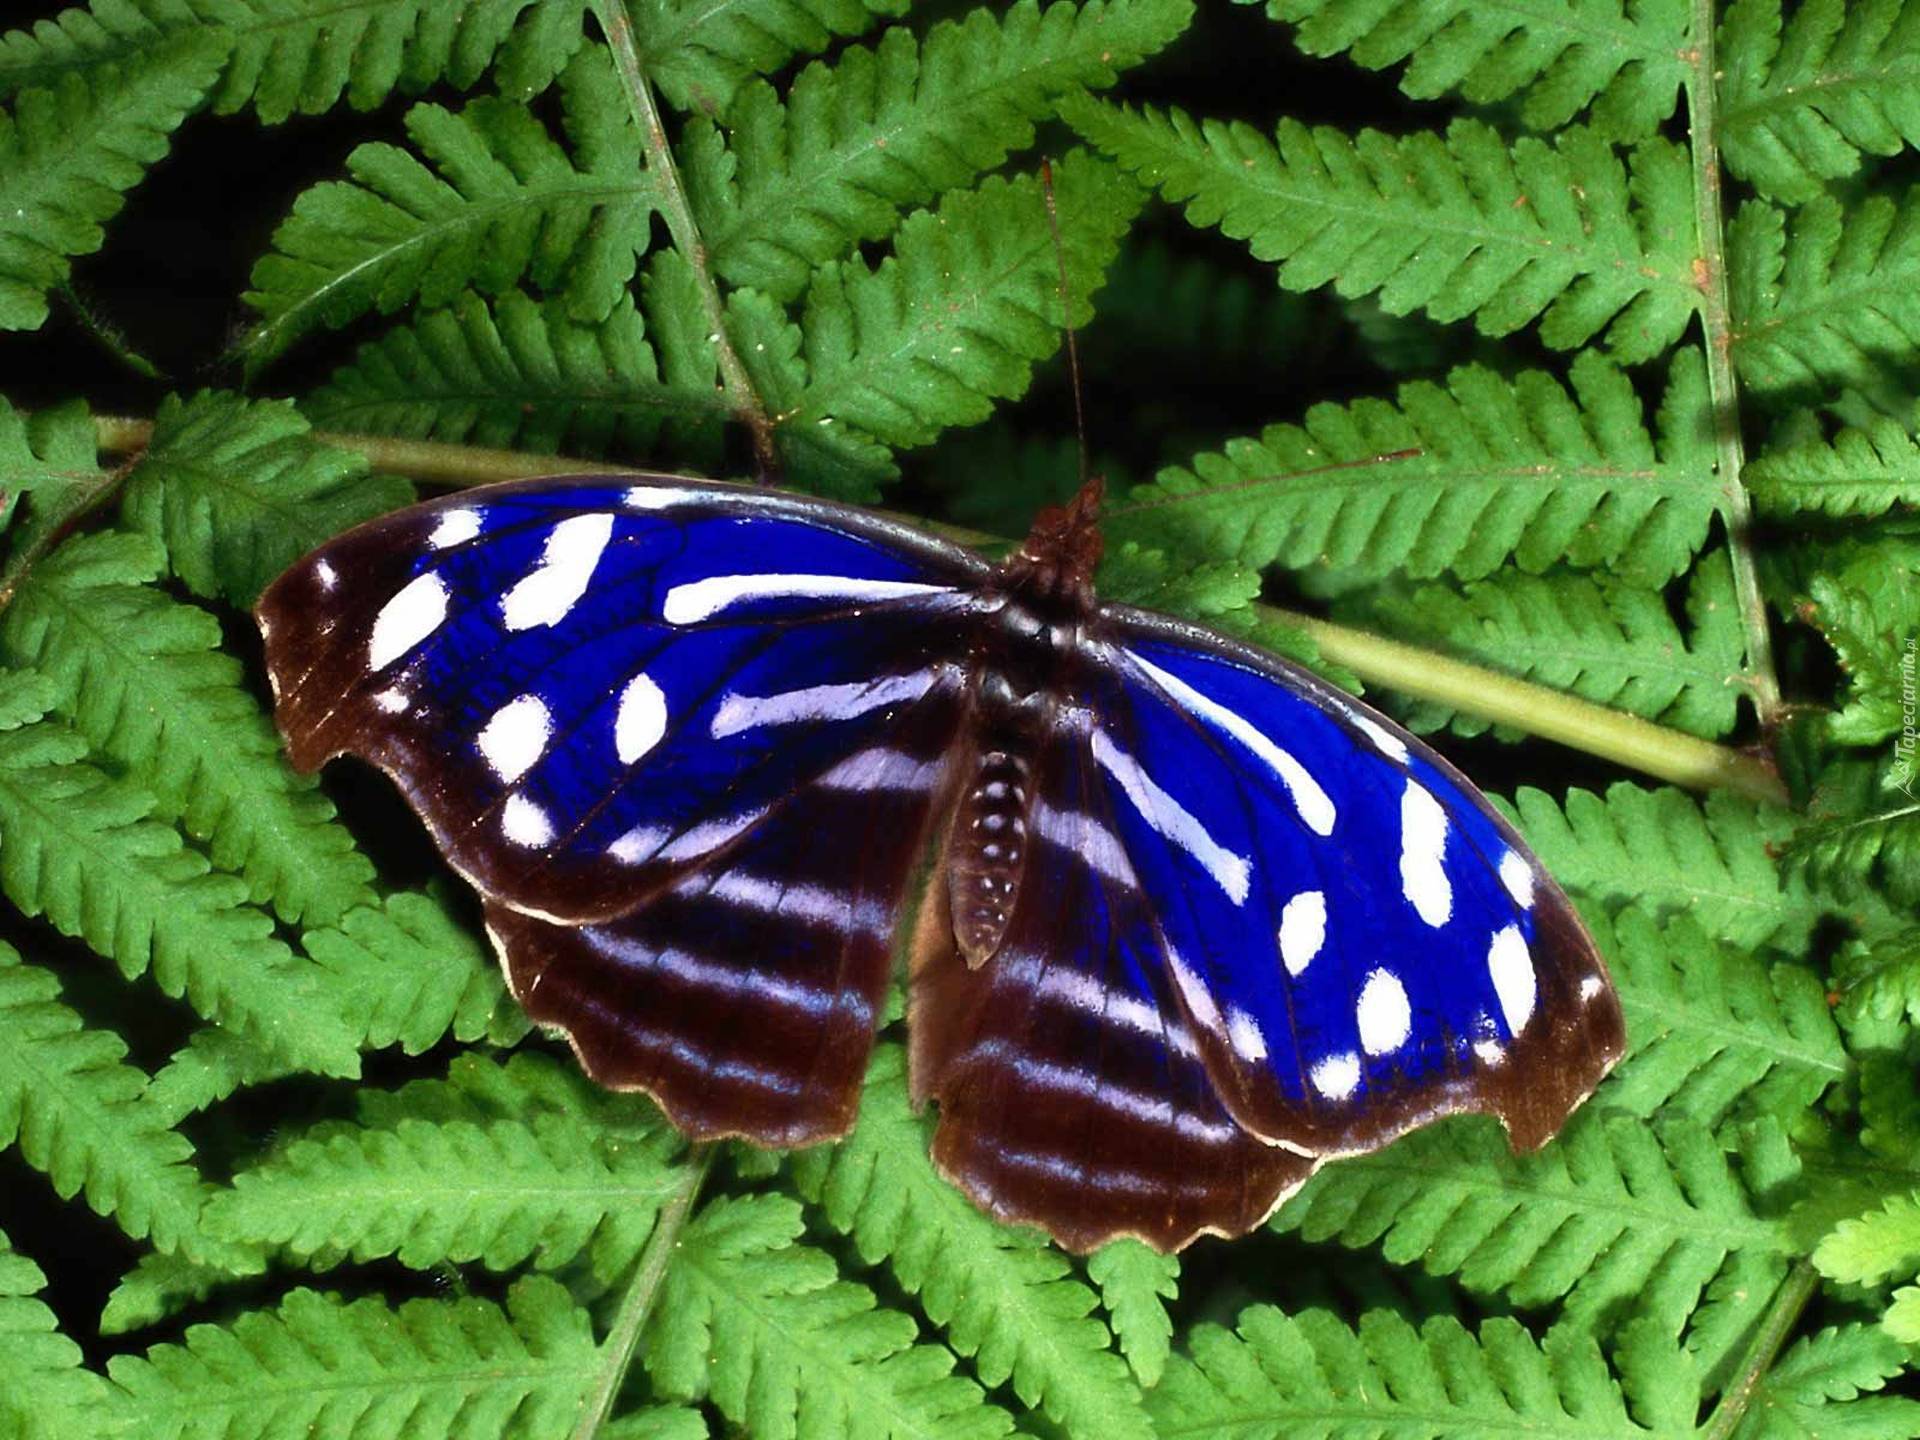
[1685,0,1784,736]
[571,1142,713,1440]
[1273,606,1789,806]
[1699,1259,1819,1440]
[588,0,779,479]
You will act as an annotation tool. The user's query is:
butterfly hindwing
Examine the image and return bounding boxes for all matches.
[257,475,989,925]
[1078,606,1625,1157]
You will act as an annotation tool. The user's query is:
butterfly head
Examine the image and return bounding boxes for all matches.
[1001,472,1104,610]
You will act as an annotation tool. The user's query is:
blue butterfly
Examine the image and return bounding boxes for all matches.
[256,472,1623,1252]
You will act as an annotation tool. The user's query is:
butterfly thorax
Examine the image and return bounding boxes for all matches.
[945,479,1105,967]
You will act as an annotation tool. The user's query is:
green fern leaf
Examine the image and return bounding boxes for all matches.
[1152,1303,1689,1440]
[1596,907,1846,1128]
[0,941,235,1263]
[0,1227,106,1437]
[686,0,1190,302]
[604,1407,710,1440]
[1108,352,1717,587]
[1063,100,1696,362]
[1362,554,1747,740]
[646,1192,1016,1440]
[1800,563,1920,748]
[0,394,105,544]
[1504,783,1823,951]
[791,1046,1153,1440]
[146,1029,288,1127]
[1274,1109,1794,1335]
[118,391,412,608]
[1748,417,1920,518]
[104,1276,597,1439]
[1736,1323,1920,1439]
[99,1252,232,1339]
[1720,0,1920,205]
[1834,928,1920,1037]
[1730,194,1920,404]
[0,1,584,119]
[1814,1192,1920,1287]
[1786,799,1920,909]
[207,1110,681,1280]
[1250,0,1689,138]
[2,532,375,926]
[305,289,726,459]
[630,0,906,113]
[0,39,222,330]
[0,714,361,1075]
[1087,1241,1178,1387]
[351,1049,633,1130]
[239,46,651,373]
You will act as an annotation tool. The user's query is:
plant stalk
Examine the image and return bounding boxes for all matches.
[570,1144,713,1440]
[1699,1260,1819,1440]
[589,0,779,479]
[1686,0,1784,734]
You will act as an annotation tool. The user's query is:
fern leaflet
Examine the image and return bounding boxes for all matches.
[791,1046,1153,1440]
[1785,797,1920,909]
[0,1227,105,1437]
[1108,352,1717,587]
[1738,1323,1920,1436]
[1087,1241,1179,1387]
[1251,0,1689,139]
[1748,417,1920,518]
[239,47,652,372]
[1063,100,1696,363]
[685,0,1189,302]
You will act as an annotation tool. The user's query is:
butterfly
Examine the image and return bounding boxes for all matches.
[255,469,1625,1253]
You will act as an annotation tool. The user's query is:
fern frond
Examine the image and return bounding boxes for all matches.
[0,715,361,1075]
[1363,555,1747,740]
[100,1251,232,1338]
[1108,352,1717,586]
[239,47,651,372]
[1151,1303,1689,1440]
[305,289,725,459]
[646,1193,1015,1440]
[1253,0,1688,138]
[1596,907,1846,1129]
[1720,0,1920,204]
[0,941,235,1263]
[1087,1242,1178,1387]
[1276,1111,1794,1335]
[630,0,905,113]
[0,1228,106,1435]
[604,1407,709,1440]
[104,1276,597,1438]
[1731,194,1920,404]
[2,532,375,926]
[146,1029,288,1126]
[1834,928,1920,1040]
[118,391,412,608]
[207,1110,681,1280]
[1797,558,1920,747]
[1063,100,1696,362]
[1740,1323,1920,1435]
[791,1047,1153,1440]
[352,1050,628,1130]
[686,0,1190,302]
[1815,1192,1920,1287]
[1749,417,1920,518]
[1785,799,1920,910]
[0,40,221,330]
[301,891,523,1057]
[0,1,585,119]
[0,394,103,523]
[1504,783,1823,951]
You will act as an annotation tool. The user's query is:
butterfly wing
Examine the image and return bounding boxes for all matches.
[910,710,1315,1253]
[1073,606,1624,1158]
[256,474,990,926]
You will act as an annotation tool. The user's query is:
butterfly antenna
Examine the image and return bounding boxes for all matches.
[1040,158,1094,497]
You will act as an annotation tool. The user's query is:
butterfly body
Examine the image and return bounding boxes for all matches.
[257,471,1624,1252]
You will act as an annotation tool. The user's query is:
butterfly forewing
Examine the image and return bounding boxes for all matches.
[256,476,989,926]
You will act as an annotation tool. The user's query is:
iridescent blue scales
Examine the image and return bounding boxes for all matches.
[256,473,1625,1252]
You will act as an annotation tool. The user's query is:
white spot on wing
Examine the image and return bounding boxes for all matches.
[1499,850,1536,909]
[1488,925,1536,1034]
[1310,1052,1361,1101]
[609,824,667,864]
[711,670,937,738]
[1400,780,1452,927]
[1227,1008,1267,1061]
[429,508,481,548]
[1351,713,1409,762]
[1356,969,1412,1055]
[1126,651,1337,836]
[816,746,943,792]
[1024,959,1198,1056]
[1167,945,1225,1034]
[501,794,553,847]
[615,673,668,764]
[372,688,409,714]
[368,572,449,671]
[662,573,953,624]
[314,559,337,591]
[684,871,888,937]
[1278,890,1326,976]
[1091,729,1250,903]
[1030,802,1138,889]
[1579,974,1604,1002]
[624,485,698,510]
[501,512,614,630]
[476,694,551,782]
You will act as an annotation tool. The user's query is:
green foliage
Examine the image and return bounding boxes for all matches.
[3,0,1919,1434]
